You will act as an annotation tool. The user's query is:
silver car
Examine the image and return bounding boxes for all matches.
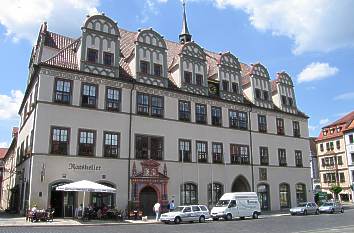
[290,202,319,215]
[319,202,344,214]
[160,205,210,224]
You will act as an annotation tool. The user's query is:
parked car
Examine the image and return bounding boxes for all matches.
[160,205,210,224]
[210,192,261,220]
[290,202,319,215]
[319,202,344,214]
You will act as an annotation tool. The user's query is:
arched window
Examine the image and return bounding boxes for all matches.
[279,183,291,209]
[181,183,198,205]
[208,183,224,205]
[296,183,306,204]
[257,183,270,211]
[91,182,116,208]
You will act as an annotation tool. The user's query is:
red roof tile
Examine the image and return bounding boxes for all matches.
[316,111,354,141]
[0,148,8,159]
[44,31,75,50]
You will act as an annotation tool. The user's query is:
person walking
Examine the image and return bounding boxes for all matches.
[153,202,161,221]
[169,200,175,212]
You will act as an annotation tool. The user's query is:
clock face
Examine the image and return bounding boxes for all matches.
[209,83,218,95]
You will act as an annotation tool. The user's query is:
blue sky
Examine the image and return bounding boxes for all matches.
[0,0,353,147]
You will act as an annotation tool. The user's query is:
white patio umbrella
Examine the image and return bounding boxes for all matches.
[56,180,116,217]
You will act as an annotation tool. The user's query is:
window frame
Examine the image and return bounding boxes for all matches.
[276,118,285,135]
[78,129,96,156]
[295,150,303,167]
[87,48,98,63]
[211,106,222,126]
[50,126,70,155]
[212,142,223,163]
[196,74,204,86]
[278,148,287,167]
[153,63,163,77]
[222,80,229,92]
[135,134,164,160]
[184,71,192,84]
[229,110,248,130]
[140,60,150,74]
[178,100,191,122]
[103,52,114,66]
[103,131,120,158]
[260,147,269,166]
[293,121,301,137]
[81,83,98,108]
[54,78,73,105]
[258,115,267,133]
[196,141,208,163]
[230,144,250,165]
[105,87,121,112]
[179,139,192,162]
[195,103,207,124]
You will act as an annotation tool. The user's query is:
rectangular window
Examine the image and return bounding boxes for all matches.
[255,88,261,99]
[195,104,207,124]
[339,173,345,183]
[103,52,114,66]
[78,130,95,156]
[258,115,267,133]
[137,92,150,115]
[295,150,303,167]
[54,79,72,104]
[151,95,164,117]
[154,63,162,77]
[276,118,285,135]
[259,168,267,181]
[229,110,248,130]
[222,80,229,91]
[326,142,330,151]
[51,127,69,155]
[135,135,163,160]
[196,74,203,85]
[196,141,208,163]
[106,88,121,112]
[87,48,98,63]
[212,143,223,163]
[211,106,222,126]
[320,143,324,152]
[232,82,239,94]
[260,147,269,165]
[293,121,300,137]
[281,95,287,105]
[104,132,119,158]
[81,83,97,108]
[330,142,334,150]
[288,97,293,106]
[351,153,354,164]
[140,60,149,74]
[178,100,191,121]
[230,144,250,165]
[263,91,269,101]
[278,149,287,166]
[337,156,343,165]
[349,134,354,144]
[336,140,340,149]
[179,139,191,162]
[184,71,192,84]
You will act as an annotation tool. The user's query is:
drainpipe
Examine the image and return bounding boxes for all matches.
[249,106,255,192]
[127,82,135,211]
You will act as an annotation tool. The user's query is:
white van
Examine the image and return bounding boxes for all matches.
[210,192,261,220]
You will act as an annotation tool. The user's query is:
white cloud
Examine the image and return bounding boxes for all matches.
[0,0,99,43]
[297,62,338,83]
[0,142,8,147]
[212,0,354,54]
[334,92,354,101]
[319,118,330,126]
[138,0,168,24]
[0,90,24,120]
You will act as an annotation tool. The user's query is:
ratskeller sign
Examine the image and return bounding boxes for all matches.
[68,163,101,171]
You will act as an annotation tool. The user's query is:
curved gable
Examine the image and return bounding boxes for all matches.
[181,42,206,60]
[84,14,120,37]
[136,29,166,49]
[276,72,294,86]
[218,52,241,70]
[251,63,270,80]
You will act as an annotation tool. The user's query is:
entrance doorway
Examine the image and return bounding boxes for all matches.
[257,184,270,211]
[50,182,76,217]
[140,186,157,216]
[231,176,251,192]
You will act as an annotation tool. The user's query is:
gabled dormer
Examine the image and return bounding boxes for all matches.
[132,28,168,87]
[242,63,273,108]
[272,72,297,114]
[171,42,208,96]
[79,13,120,78]
[216,52,243,103]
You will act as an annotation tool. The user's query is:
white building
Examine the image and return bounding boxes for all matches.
[343,119,354,201]
[10,8,312,217]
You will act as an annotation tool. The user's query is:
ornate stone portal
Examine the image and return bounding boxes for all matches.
[131,160,169,213]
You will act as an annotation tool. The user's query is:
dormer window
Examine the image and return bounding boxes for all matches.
[288,97,293,106]
[196,74,203,85]
[281,95,287,105]
[222,80,229,91]
[255,88,261,99]
[336,127,341,132]
[184,71,192,84]
[140,61,149,74]
[87,48,98,63]
[263,91,269,101]
[103,52,114,66]
[330,128,335,134]
[323,130,327,136]
[154,63,162,77]
[232,83,239,94]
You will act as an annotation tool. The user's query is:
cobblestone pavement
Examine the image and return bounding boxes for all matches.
[1,209,354,233]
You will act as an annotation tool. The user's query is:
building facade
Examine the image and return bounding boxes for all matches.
[343,120,354,202]
[9,9,311,217]
[316,111,354,201]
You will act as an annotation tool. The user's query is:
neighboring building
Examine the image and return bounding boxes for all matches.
[0,147,8,208]
[0,128,18,211]
[11,6,311,217]
[343,118,354,202]
[316,111,354,201]
[309,137,320,192]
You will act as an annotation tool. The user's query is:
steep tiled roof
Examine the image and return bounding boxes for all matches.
[325,111,354,128]
[44,31,75,50]
[316,111,354,141]
[271,80,278,94]
[309,137,317,155]
[0,148,8,159]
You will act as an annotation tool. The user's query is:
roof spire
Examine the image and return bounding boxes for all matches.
[179,0,192,44]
